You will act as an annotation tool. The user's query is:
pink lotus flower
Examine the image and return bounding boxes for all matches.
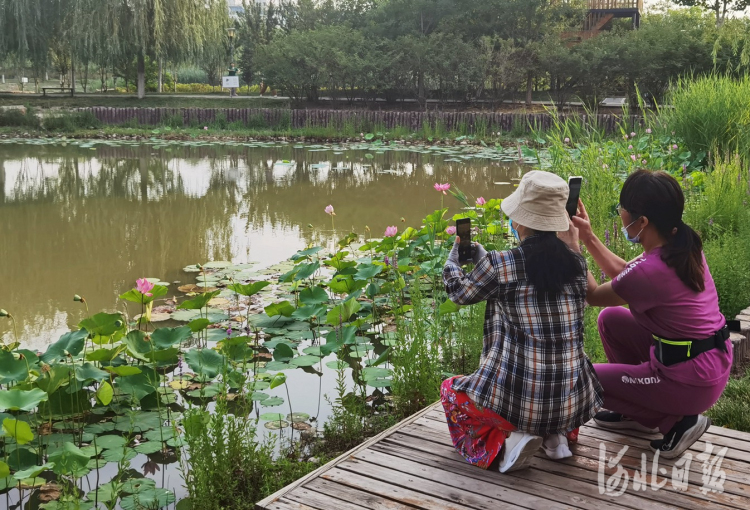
[433,183,450,195]
[646,128,652,134]
[136,278,155,297]
[628,145,633,150]
[672,144,678,150]
[446,226,456,235]
[476,197,486,206]
[630,155,637,161]
[630,132,636,137]
[324,205,335,216]
[384,226,398,237]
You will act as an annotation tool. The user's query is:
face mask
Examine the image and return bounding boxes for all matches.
[510,219,520,242]
[621,218,644,243]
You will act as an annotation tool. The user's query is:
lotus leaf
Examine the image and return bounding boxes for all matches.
[203,261,232,269]
[362,367,392,380]
[3,418,33,444]
[84,422,115,435]
[115,369,160,402]
[178,290,221,310]
[13,463,53,480]
[286,412,310,423]
[74,362,109,382]
[41,329,88,363]
[250,381,270,391]
[119,285,168,305]
[325,360,348,370]
[302,346,323,356]
[264,420,289,430]
[95,435,127,450]
[0,461,9,478]
[290,355,321,368]
[299,286,329,305]
[188,318,211,332]
[291,246,323,261]
[134,441,163,455]
[167,435,185,448]
[227,281,270,296]
[122,477,156,494]
[265,300,295,317]
[259,412,284,421]
[48,442,91,476]
[151,326,192,349]
[169,380,191,390]
[86,346,126,363]
[272,343,295,362]
[78,312,124,337]
[326,299,361,326]
[0,388,48,411]
[354,263,383,281]
[184,348,226,380]
[101,447,137,463]
[261,397,284,406]
[186,384,223,398]
[6,446,38,471]
[0,351,30,384]
[104,365,142,376]
[248,314,295,328]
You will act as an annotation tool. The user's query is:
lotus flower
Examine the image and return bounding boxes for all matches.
[628,145,633,150]
[203,126,208,131]
[324,205,335,216]
[476,197,486,206]
[433,183,450,195]
[672,144,678,150]
[384,226,398,237]
[136,278,155,297]
[446,226,456,235]
[630,155,637,161]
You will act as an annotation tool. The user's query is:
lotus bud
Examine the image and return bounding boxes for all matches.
[0,309,9,317]
[307,224,313,228]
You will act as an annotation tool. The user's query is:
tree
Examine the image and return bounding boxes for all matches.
[673,0,749,27]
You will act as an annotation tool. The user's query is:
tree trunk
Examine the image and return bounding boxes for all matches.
[71,50,76,95]
[158,59,163,93]
[418,70,426,107]
[525,72,533,107]
[137,53,146,99]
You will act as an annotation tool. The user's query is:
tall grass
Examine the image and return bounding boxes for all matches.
[667,74,750,159]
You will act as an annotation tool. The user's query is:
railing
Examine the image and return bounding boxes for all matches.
[588,0,642,10]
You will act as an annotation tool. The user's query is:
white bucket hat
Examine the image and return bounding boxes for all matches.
[501,170,570,232]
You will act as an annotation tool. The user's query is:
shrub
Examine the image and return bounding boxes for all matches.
[43,111,101,130]
[0,107,41,128]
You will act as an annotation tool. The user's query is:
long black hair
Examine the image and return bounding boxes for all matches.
[619,169,705,292]
[523,232,585,294]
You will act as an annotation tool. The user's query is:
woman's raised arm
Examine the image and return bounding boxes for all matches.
[572,200,628,279]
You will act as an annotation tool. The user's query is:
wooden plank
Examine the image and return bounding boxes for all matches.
[322,465,472,509]
[304,477,415,510]
[283,485,370,510]
[350,448,575,510]
[371,440,678,510]
[264,499,321,510]
[255,403,440,509]
[386,431,743,510]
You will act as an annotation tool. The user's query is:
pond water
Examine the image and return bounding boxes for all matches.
[0,138,522,508]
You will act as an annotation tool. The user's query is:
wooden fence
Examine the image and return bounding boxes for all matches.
[77,107,644,134]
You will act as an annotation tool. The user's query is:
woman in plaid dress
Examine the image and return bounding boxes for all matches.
[442,171,603,473]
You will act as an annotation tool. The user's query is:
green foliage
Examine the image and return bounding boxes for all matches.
[706,367,750,432]
[43,111,101,131]
[0,108,41,128]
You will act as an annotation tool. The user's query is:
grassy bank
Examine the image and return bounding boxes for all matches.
[0,93,291,109]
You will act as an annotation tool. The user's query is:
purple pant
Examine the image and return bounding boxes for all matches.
[594,307,729,434]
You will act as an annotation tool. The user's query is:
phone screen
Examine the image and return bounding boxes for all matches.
[566,176,583,217]
[456,218,472,263]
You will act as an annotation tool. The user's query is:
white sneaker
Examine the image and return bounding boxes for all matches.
[542,434,572,460]
[498,431,543,473]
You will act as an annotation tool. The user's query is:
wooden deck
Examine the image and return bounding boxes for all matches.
[257,402,750,510]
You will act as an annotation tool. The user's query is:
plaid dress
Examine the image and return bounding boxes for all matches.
[443,236,603,436]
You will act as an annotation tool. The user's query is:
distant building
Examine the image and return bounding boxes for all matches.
[228,0,270,17]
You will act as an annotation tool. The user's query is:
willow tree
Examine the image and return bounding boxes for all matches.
[95,0,230,98]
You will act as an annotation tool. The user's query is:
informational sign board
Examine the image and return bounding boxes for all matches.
[222,76,239,88]
[21,77,28,83]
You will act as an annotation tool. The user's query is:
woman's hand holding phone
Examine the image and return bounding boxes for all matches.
[570,199,595,245]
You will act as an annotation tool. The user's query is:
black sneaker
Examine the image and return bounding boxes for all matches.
[650,415,711,459]
[594,411,659,433]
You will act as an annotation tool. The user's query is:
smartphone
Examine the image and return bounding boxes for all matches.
[456,218,472,263]
[566,176,583,217]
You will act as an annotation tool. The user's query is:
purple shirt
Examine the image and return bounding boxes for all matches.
[611,247,731,386]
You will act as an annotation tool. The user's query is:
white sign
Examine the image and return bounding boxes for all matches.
[222,76,239,88]
[21,77,28,83]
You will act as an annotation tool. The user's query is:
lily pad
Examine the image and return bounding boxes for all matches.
[325,360,348,370]
[120,488,175,510]
[261,397,285,407]
[290,355,321,367]
[259,412,285,421]
[250,392,269,401]
[95,435,127,450]
[264,420,290,430]
[286,412,310,423]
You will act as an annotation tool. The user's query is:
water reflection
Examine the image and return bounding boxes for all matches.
[0,142,522,350]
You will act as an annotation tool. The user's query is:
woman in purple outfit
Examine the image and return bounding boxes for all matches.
[570,169,732,459]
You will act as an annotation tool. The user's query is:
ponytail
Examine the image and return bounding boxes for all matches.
[660,221,705,293]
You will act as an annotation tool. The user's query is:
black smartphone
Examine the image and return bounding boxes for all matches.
[456,218,472,263]
[566,176,583,217]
